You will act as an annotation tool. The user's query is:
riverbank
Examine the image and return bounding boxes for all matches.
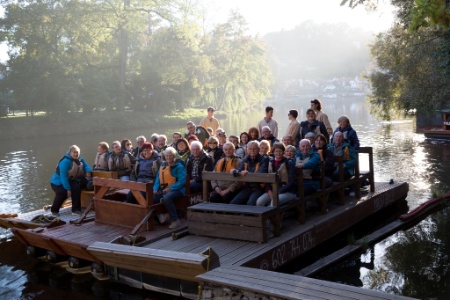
[0,109,207,141]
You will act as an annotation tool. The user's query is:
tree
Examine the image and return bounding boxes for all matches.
[357,0,450,119]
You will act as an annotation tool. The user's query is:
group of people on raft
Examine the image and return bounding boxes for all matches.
[50,99,360,229]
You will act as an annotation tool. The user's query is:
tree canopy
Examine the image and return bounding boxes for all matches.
[0,1,273,115]
[342,0,450,119]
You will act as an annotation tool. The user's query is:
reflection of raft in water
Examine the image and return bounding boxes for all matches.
[6,147,412,299]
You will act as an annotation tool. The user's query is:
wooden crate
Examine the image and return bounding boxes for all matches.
[187,203,279,243]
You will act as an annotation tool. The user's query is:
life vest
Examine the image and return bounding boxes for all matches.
[317,149,324,161]
[295,156,313,179]
[159,165,177,188]
[269,160,288,183]
[108,152,132,171]
[215,157,238,173]
[93,152,108,170]
[56,156,85,180]
[243,162,260,173]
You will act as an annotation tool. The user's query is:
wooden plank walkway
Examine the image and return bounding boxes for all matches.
[197,266,415,300]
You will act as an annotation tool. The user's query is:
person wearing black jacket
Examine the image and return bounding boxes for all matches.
[185,141,214,194]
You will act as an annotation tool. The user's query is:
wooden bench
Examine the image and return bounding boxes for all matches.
[80,171,118,208]
[187,172,282,243]
[188,202,280,243]
[295,147,375,223]
[87,242,220,282]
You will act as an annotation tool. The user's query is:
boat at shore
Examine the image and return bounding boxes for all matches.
[2,147,414,299]
[417,109,450,140]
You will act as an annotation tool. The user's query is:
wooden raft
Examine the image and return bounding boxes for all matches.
[197,266,416,300]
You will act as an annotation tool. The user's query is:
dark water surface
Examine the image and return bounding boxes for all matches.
[1,96,449,299]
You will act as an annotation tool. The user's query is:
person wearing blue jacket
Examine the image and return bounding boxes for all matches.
[153,147,186,229]
[295,139,322,196]
[50,145,92,216]
[330,115,360,150]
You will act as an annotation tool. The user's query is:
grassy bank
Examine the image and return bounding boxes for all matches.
[0,109,206,141]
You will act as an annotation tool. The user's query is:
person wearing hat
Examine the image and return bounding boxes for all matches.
[126,142,161,203]
[310,98,333,135]
[200,106,220,133]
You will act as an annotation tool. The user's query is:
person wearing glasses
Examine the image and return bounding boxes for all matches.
[310,98,333,136]
[121,138,133,155]
[205,136,224,164]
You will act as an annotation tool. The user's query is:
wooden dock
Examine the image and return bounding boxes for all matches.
[197,266,415,300]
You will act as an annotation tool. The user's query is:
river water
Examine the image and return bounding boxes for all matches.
[1,95,449,299]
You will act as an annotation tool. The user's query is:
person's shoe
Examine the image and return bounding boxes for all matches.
[158,213,170,224]
[72,210,82,216]
[51,212,60,217]
[168,219,181,229]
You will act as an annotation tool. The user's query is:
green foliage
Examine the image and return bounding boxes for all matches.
[0,1,272,115]
[368,17,450,119]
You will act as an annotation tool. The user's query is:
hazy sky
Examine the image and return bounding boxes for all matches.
[208,0,395,35]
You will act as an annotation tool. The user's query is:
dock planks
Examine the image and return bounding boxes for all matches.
[197,266,415,300]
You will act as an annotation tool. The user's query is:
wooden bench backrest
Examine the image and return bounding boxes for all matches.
[92,177,153,207]
[92,171,118,179]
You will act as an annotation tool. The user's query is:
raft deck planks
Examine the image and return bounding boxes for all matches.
[138,182,408,271]
[197,266,415,300]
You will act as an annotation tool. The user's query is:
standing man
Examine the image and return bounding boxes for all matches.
[311,99,333,135]
[286,109,300,145]
[200,106,220,133]
[257,106,278,138]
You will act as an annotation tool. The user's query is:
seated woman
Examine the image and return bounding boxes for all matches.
[209,142,242,203]
[239,132,250,157]
[153,147,186,229]
[107,140,134,180]
[205,136,224,164]
[93,141,109,171]
[50,145,92,216]
[331,115,360,150]
[326,131,356,181]
[126,142,161,204]
[230,141,269,205]
[256,143,297,207]
[228,135,245,159]
[175,138,190,163]
[312,134,329,161]
[284,145,296,161]
[121,138,133,155]
[248,127,260,141]
[215,128,227,149]
[295,139,322,196]
[259,139,272,158]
